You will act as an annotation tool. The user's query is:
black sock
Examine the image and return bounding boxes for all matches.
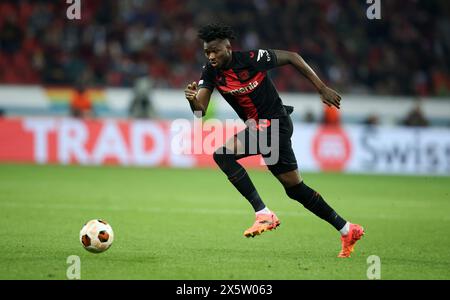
[213,149,266,212]
[285,182,346,231]
[228,168,266,212]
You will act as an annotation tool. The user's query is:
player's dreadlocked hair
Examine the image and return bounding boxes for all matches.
[198,23,236,42]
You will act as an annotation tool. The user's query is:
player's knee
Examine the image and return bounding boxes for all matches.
[212,148,225,166]
[285,184,300,201]
[213,147,235,170]
[278,175,301,189]
[285,181,315,204]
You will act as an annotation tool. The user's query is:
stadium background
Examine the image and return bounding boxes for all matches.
[0,0,449,280]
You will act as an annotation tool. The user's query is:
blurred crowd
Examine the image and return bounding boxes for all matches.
[0,0,449,96]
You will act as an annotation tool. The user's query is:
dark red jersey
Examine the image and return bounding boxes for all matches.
[198,49,291,121]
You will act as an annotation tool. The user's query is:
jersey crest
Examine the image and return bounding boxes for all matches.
[237,70,250,81]
[215,73,226,86]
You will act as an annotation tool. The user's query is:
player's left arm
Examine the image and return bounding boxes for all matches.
[273,50,341,109]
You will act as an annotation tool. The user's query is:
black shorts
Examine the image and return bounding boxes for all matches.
[235,115,298,176]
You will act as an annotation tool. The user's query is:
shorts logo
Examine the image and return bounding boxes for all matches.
[250,119,271,131]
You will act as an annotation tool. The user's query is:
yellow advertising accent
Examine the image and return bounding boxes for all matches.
[45,88,105,103]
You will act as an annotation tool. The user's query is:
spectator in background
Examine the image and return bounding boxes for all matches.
[303,110,316,123]
[0,1,449,97]
[402,99,429,127]
[70,84,94,118]
[128,77,156,119]
[364,114,380,126]
[0,15,23,54]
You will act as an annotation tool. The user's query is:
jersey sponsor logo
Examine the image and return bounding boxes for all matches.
[257,49,271,62]
[223,81,259,95]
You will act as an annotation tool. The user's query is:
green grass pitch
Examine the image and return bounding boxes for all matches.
[0,164,449,280]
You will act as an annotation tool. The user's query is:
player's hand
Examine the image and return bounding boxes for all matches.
[319,86,341,109]
[184,81,198,102]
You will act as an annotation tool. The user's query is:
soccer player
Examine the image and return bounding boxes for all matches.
[184,24,364,258]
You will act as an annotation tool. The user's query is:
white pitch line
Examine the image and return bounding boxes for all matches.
[0,201,449,222]
[0,201,308,217]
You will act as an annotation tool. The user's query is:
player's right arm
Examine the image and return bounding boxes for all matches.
[273,50,341,109]
[184,81,212,117]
